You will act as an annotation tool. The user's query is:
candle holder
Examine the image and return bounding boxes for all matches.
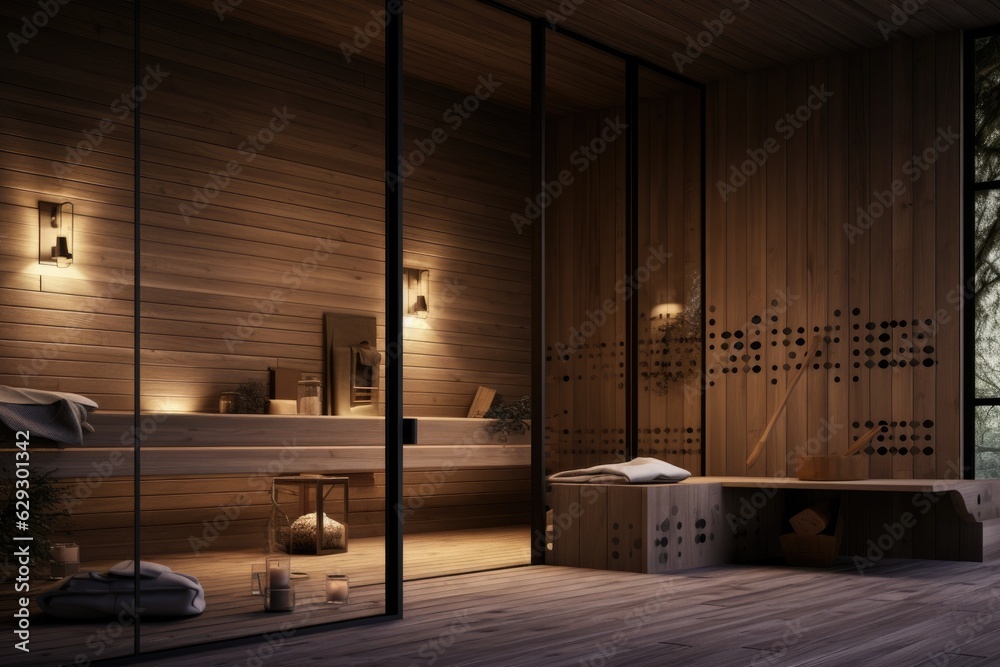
[325,574,350,604]
[250,563,266,596]
[49,543,80,580]
[263,586,295,612]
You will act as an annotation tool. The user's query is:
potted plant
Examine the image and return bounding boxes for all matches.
[0,466,69,580]
[485,395,531,442]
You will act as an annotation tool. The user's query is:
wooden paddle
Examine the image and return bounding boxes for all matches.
[746,333,826,468]
[842,424,885,457]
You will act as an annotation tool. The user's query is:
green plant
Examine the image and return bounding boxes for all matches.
[0,466,69,573]
[485,395,531,442]
[236,378,269,414]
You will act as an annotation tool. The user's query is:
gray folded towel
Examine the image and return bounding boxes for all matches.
[0,385,98,445]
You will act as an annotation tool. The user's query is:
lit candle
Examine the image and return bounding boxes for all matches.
[268,564,290,589]
[325,574,349,604]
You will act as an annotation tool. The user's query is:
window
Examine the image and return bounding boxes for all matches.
[970,28,1000,477]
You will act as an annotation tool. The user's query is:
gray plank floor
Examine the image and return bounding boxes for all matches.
[128,557,1000,666]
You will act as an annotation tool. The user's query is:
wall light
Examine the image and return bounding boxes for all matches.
[650,302,683,321]
[403,267,429,319]
[38,200,74,268]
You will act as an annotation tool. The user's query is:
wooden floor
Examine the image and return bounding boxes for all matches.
[123,557,1000,667]
[4,526,530,665]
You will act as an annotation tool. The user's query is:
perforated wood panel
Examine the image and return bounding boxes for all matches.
[704,34,962,479]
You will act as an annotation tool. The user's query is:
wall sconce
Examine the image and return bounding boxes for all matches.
[38,201,74,268]
[650,302,683,321]
[404,267,429,319]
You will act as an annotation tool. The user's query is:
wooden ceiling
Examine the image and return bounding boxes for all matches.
[174,0,1000,112]
[507,0,1000,81]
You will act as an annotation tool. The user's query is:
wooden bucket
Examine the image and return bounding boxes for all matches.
[796,455,868,481]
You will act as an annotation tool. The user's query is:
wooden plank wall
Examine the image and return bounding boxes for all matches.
[704,34,963,478]
[0,0,531,417]
[545,87,703,476]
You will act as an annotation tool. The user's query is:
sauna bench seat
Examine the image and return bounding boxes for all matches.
[548,476,1000,573]
[5,412,529,477]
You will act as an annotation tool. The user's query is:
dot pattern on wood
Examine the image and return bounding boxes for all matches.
[705,308,844,386]
[848,311,938,382]
[850,419,936,457]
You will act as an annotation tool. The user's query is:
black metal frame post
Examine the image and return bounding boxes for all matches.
[530,16,547,565]
[964,28,976,480]
[132,0,142,656]
[385,0,405,612]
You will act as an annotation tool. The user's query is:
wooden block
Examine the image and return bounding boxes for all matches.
[796,456,869,481]
[467,386,497,418]
[790,502,832,536]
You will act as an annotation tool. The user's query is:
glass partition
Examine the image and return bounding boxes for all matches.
[544,33,627,474]
[136,0,387,653]
[400,0,532,576]
[635,67,704,474]
[0,0,137,663]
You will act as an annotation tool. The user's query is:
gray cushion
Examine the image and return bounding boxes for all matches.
[38,560,206,619]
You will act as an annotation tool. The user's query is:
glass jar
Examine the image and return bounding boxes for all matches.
[219,391,239,414]
[297,374,322,415]
[265,481,292,555]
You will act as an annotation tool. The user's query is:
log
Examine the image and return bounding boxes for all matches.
[467,386,497,418]
[790,502,833,536]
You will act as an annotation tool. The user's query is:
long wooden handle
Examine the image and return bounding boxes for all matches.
[843,424,884,456]
[746,333,825,468]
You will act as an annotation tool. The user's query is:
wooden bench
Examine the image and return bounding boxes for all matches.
[19,413,529,477]
[548,476,1000,573]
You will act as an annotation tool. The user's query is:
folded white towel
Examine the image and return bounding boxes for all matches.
[548,457,691,484]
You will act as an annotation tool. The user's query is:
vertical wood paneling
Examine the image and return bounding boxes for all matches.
[807,59,829,460]
[726,78,748,477]
[765,68,789,476]
[706,80,728,475]
[848,49,873,476]
[868,45,894,480]
[891,39,915,479]
[912,37,938,481]
[827,55,851,457]
[706,34,962,479]
[745,71,768,477]
[785,62,809,476]
[682,90,703,475]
